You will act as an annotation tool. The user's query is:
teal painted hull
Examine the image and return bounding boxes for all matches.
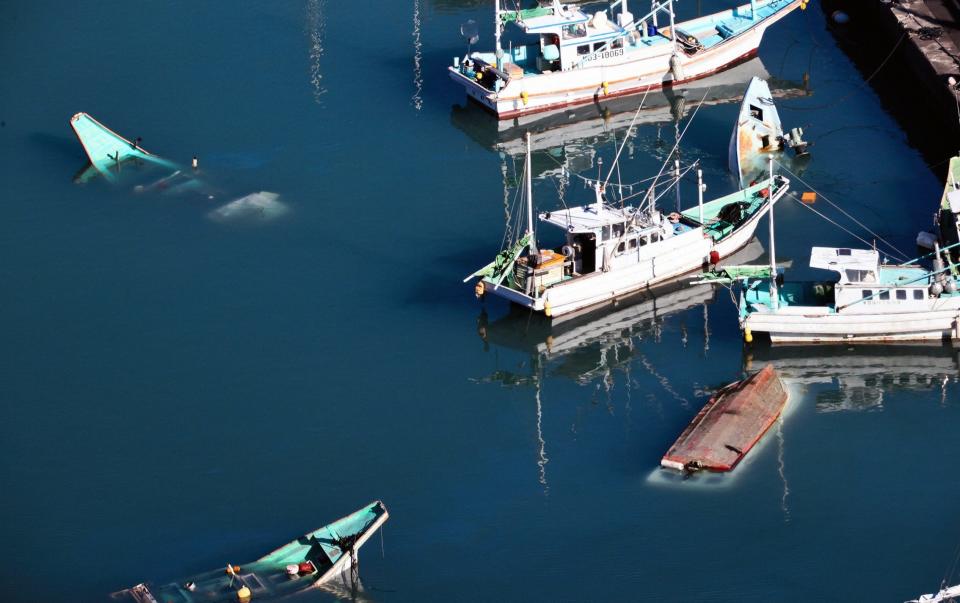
[111,501,388,603]
[70,112,179,183]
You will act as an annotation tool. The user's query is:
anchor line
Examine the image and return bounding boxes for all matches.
[779,161,910,262]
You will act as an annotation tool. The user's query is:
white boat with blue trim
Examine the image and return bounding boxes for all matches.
[448,0,806,119]
[465,135,789,318]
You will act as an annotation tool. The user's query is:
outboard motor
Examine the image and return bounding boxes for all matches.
[784,127,809,156]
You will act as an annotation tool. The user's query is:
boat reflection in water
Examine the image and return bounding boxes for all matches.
[476,274,720,492]
[450,57,809,175]
[474,237,767,489]
[745,344,960,412]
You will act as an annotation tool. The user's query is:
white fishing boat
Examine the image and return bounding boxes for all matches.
[465,133,790,318]
[906,583,960,603]
[728,76,807,187]
[448,0,805,119]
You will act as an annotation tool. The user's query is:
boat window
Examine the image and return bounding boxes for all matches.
[602,226,611,240]
[651,232,660,243]
[617,242,626,254]
[639,236,648,246]
[749,104,763,121]
[564,24,587,39]
[576,44,591,56]
[913,289,925,300]
[879,291,890,300]
[592,42,605,53]
[862,289,873,299]
[611,38,623,49]
[838,248,852,256]
[896,290,907,300]
[613,223,625,237]
[628,238,638,249]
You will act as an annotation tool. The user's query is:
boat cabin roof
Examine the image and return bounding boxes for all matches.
[540,205,637,234]
[809,247,878,278]
[521,9,591,32]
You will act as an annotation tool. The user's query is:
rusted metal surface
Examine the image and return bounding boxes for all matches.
[661,365,788,473]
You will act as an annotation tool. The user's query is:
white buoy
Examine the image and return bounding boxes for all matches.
[192,156,199,170]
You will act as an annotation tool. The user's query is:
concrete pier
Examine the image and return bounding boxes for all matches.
[825,0,960,166]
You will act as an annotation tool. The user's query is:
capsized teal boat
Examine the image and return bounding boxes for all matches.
[70,112,180,183]
[111,501,388,603]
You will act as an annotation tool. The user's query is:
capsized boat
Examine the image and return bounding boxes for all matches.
[111,501,388,603]
[465,133,790,318]
[728,76,808,188]
[70,112,180,184]
[448,0,805,119]
[661,364,788,473]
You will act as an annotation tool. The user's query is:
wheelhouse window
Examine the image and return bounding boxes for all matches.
[862,289,873,299]
[895,290,907,300]
[563,24,587,39]
[617,242,626,254]
[592,42,605,53]
[879,291,890,300]
[913,289,925,300]
[576,44,591,55]
[845,269,874,283]
[628,238,638,249]
[611,38,623,49]
[651,233,660,243]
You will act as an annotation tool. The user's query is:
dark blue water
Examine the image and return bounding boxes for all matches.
[2,1,959,601]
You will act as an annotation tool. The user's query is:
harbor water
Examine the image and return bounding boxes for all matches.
[1,1,958,601]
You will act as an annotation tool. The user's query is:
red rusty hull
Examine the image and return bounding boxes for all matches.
[661,365,787,473]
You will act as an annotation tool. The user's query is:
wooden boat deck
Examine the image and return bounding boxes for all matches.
[661,365,787,472]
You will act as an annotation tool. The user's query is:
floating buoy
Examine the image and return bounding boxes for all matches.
[801,191,817,204]
[800,0,808,10]
[831,10,848,24]
[237,585,252,601]
[286,564,299,577]
[298,561,314,574]
[226,565,241,575]
[601,81,609,96]
[474,280,485,299]
[709,250,721,265]
[520,90,529,106]
[192,156,198,170]
[744,328,753,343]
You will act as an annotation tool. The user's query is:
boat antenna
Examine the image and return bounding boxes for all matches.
[767,154,779,311]
[603,88,650,188]
[640,88,711,212]
[526,132,538,255]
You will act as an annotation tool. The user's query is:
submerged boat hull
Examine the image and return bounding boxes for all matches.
[450,0,801,119]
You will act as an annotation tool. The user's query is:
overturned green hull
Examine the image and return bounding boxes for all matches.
[70,112,179,183]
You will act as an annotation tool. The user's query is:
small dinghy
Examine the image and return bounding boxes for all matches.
[661,365,788,473]
[728,77,807,188]
[111,501,388,603]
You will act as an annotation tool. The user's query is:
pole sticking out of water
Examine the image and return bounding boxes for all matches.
[768,155,779,311]
[526,132,537,255]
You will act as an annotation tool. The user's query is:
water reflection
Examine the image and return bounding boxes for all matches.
[306,0,328,105]
[451,57,810,181]
[746,344,960,412]
[412,0,424,111]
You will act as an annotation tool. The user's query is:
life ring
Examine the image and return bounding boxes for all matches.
[667,212,681,224]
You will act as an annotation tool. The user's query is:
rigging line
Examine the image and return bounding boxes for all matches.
[778,31,908,112]
[777,162,909,261]
[786,192,909,261]
[619,161,699,206]
[640,88,712,212]
[603,88,651,188]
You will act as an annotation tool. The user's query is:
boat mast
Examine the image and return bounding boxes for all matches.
[767,155,779,311]
[494,0,503,66]
[697,166,704,223]
[526,132,538,255]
